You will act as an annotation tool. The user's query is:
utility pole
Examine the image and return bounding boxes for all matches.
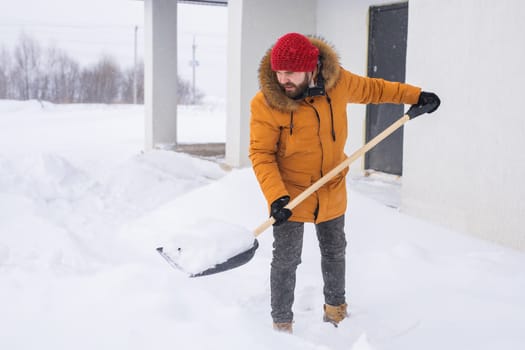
[189,35,199,104]
[133,25,138,104]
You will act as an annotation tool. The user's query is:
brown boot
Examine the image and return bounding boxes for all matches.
[323,303,348,327]
[273,322,293,334]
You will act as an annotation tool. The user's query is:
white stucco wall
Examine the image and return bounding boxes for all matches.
[403,0,525,249]
[225,0,316,167]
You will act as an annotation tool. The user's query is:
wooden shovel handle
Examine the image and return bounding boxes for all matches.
[253,114,410,236]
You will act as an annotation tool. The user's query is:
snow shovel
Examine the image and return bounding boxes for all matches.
[157,104,434,277]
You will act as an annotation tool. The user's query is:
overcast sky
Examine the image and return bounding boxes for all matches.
[0,0,228,99]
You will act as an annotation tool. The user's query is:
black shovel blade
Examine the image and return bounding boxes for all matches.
[157,239,259,278]
[191,239,259,277]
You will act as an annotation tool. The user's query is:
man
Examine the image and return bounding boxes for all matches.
[249,33,440,333]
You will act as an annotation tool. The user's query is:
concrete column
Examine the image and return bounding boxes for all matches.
[144,0,178,151]
[225,0,316,168]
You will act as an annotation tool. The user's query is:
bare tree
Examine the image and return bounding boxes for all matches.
[0,46,11,99]
[80,56,121,103]
[121,60,144,104]
[45,47,80,103]
[121,63,201,105]
[12,33,43,100]
[177,75,203,105]
[56,54,80,103]
[38,45,57,102]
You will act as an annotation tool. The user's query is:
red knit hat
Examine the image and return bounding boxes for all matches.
[271,33,319,72]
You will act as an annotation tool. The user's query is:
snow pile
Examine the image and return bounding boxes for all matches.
[352,334,375,350]
[1,100,525,350]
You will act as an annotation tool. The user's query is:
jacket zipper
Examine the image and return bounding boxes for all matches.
[305,100,323,223]
[305,100,324,177]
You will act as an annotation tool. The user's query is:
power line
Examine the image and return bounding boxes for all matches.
[0,22,226,38]
[0,22,142,30]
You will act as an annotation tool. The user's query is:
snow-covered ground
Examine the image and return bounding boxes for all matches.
[1,100,524,350]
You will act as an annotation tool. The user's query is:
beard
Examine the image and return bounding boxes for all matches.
[280,75,310,99]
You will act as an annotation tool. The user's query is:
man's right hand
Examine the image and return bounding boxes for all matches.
[270,196,292,226]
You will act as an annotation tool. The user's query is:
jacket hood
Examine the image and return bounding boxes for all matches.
[258,35,341,113]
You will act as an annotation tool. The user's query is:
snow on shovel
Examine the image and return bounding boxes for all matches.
[157,107,435,277]
[157,219,257,277]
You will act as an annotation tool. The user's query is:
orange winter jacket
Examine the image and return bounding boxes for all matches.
[249,36,421,223]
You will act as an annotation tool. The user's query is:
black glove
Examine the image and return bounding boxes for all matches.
[270,196,292,226]
[407,91,441,119]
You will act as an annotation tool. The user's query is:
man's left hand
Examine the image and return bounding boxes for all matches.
[407,91,441,119]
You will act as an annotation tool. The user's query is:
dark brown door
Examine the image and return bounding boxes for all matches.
[365,2,408,175]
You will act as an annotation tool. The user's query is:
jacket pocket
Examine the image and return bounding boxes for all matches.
[281,170,312,189]
[328,166,349,190]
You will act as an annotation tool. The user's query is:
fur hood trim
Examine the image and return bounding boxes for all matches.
[258,35,341,112]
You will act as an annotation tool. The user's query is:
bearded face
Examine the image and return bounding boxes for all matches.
[276,71,311,99]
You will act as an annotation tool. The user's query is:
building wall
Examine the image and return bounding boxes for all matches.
[403,0,525,249]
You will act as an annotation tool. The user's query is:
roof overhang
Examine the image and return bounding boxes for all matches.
[137,0,227,6]
[179,0,227,5]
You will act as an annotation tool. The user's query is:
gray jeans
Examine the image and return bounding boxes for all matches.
[270,215,347,323]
